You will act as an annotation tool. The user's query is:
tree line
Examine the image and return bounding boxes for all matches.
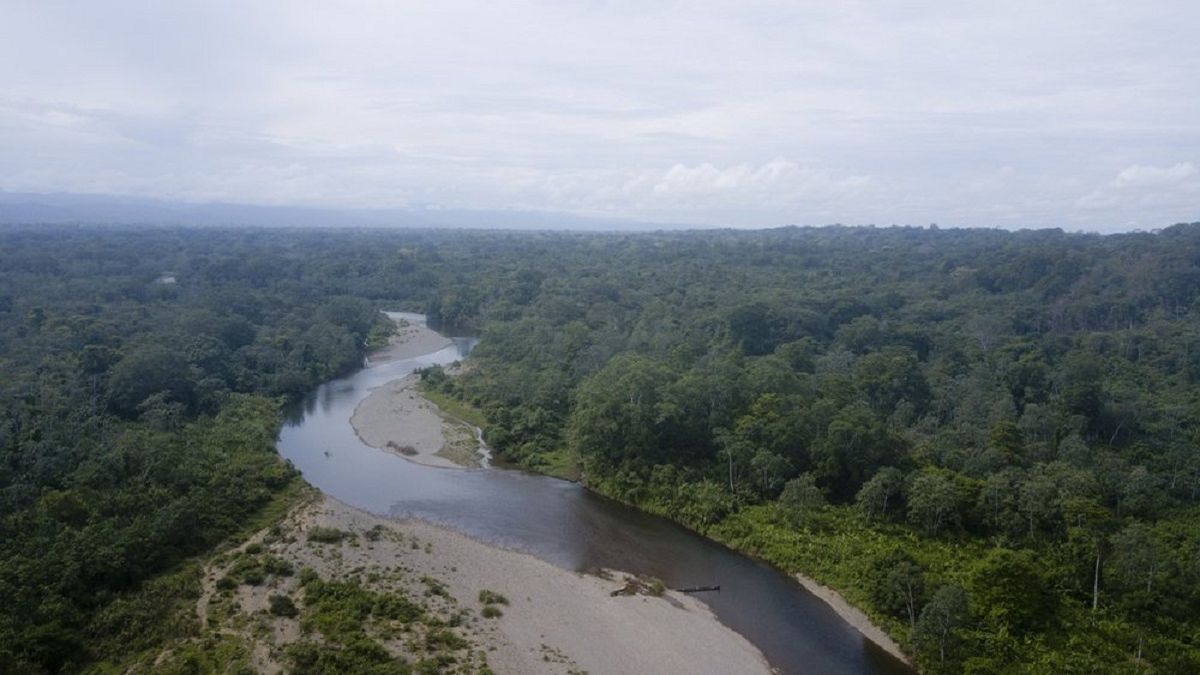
[3,223,1200,672]
[421,223,1200,672]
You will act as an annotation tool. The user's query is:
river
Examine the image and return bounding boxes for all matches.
[277,314,913,675]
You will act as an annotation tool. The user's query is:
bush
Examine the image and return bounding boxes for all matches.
[425,629,467,651]
[480,606,503,619]
[477,590,508,605]
[263,555,294,577]
[308,527,350,544]
[269,594,299,618]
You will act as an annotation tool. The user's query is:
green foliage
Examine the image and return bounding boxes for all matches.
[480,605,503,619]
[857,467,904,522]
[307,527,352,544]
[913,585,968,668]
[477,590,508,606]
[424,628,468,651]
[868,549,926,631]
[778,473,826,527]
[966,548,1056,635]
[287,639,410,675]
[0,227,396,672]
[301,578,424,640]
[151,633,256,674]
[6,222,1200,672]
[268,594,298,618]
[418,223,1200,671]
[906,469,964,536]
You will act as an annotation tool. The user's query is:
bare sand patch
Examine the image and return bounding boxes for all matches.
[350,374,471,468]
[284,496,771,674]
[367,312,453,364]
[795,574,912,665]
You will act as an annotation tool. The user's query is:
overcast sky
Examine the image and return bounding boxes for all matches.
[2,1,1198,231]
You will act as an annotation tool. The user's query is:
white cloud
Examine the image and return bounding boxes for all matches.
[1113,162,1197,188]
[1,1,1199,230]
[1077,162,1200,227]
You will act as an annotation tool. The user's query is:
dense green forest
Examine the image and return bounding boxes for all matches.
[0,227,406,672]
[419,224,1200,673]
[3,224,1200,673]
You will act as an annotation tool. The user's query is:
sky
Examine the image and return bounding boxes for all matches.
[1,1,1198,231]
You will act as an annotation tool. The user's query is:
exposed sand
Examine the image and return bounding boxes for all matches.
[353,312,485,468]
[367,312,453,364]
[189,494,771,675]
[795,575,911,665]
[351,374,479,469]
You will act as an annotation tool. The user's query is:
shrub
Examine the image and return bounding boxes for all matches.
[263,555,294,577]
[425,629,467,651]
[269,594,299,618]
[480,606,503,619]
[477,590,508,606]
[308,527,349,544]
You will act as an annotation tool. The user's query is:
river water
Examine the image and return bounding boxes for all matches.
[277,316,912,675]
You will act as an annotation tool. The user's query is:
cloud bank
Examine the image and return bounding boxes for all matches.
[1,1,1198,231]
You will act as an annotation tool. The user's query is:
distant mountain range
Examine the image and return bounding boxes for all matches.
[0,190,679,231]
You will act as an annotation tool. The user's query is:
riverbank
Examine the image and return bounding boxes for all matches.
[367,312,452,363]
[579,484,916,668]
[396,313,914,669]
[308,314,772,673]
[186,492,772,675]
[351,373,485,468]
[352,314,486,468]
[795,575,911,665]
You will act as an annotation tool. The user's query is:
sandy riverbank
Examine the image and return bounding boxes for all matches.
[795,575,911,665]
[190,494,772,675]
[351,373,484,468]
[367,312,453,364]
[352,312,484,468]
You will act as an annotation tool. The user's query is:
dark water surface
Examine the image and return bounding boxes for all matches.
[278,316,912,675]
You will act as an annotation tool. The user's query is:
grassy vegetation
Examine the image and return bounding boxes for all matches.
[308,526,354,544]
[477,590,508,606]
[415,225,1200,672]
[421,387,489,430]
[291,571,488,674]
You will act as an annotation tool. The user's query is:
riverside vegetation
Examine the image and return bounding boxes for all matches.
[2,223,1200,673]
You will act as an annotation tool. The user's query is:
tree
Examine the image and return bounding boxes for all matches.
[854,347,931,418]
[106,346,194,418]
[856,467,903,521]
[749,448,792,497]
[812,406,901,500]
[778,473,826,527]
[906,470,960,536]
[1062,495,1115,612]
[567,354,674,468]
[869,549,926,633]
[1109,522,1163,594]
[1016,473,1060,539]
[967,548,1055,634]
[914,585,968,666]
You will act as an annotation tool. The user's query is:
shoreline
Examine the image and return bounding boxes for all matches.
[346,311,905,671]
[574,483,916,667]
[352,313,485,469]
[795,575,912,665]
[367,311,453,364]
[351,373,483,469]
[189,488,773,674]
[323,495,772,675]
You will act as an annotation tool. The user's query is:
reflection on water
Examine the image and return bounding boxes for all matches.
[277,324,912,675]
